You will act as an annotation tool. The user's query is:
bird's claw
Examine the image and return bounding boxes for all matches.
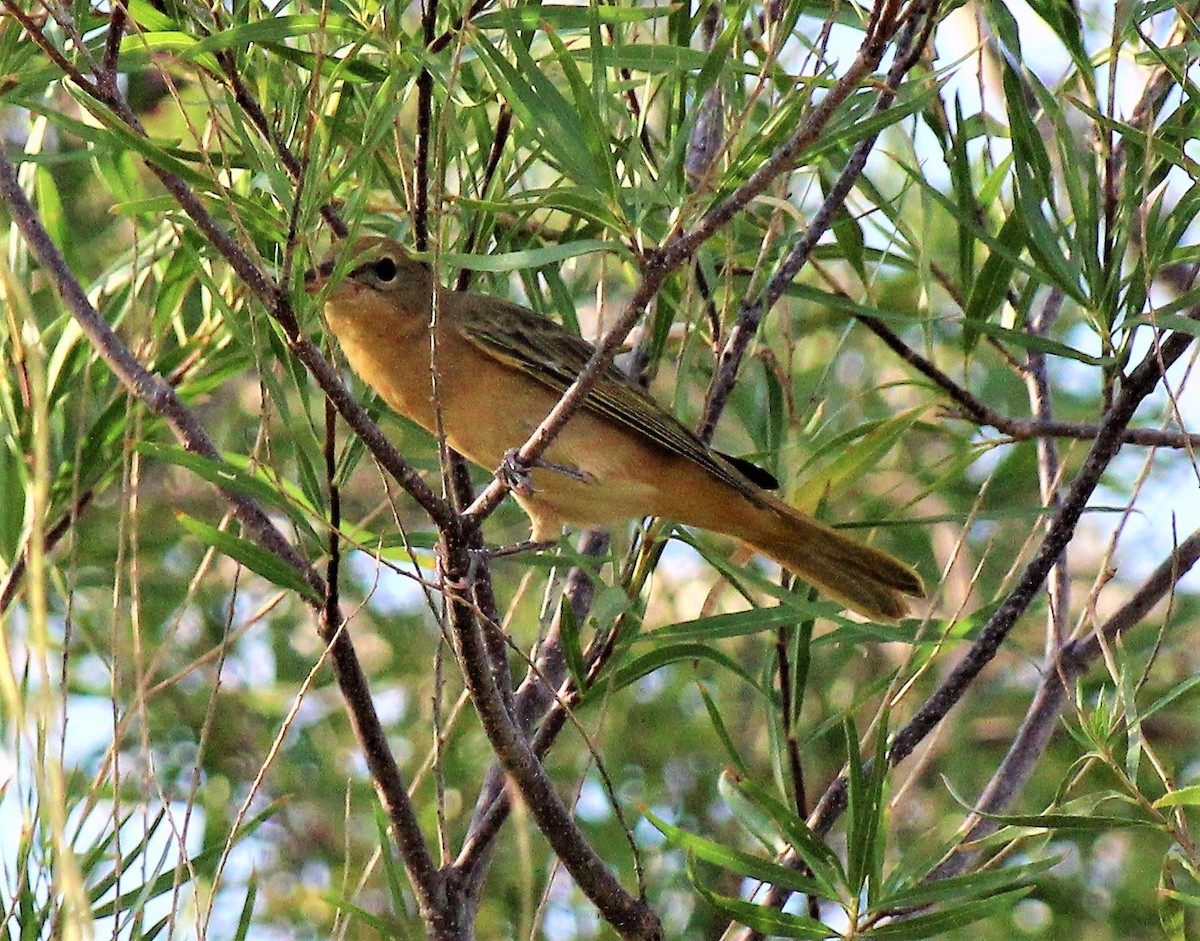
[498,448,536,497]
[442,541,558,593]
[497,449,593,497]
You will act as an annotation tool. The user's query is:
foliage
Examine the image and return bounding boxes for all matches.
[1,0,1199,937]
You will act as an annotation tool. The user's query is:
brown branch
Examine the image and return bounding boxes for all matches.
[0,490,94,616]
[413,0,439,253]
[441,542,662,940]
[2,0,100,97]
[101,0,127,77]
[429,0,494,54]
[930,522,1200,881]
[456,530,608,882]
[1023,290,1069,653]
[857,312,1200,449]
[812,321,1198,827]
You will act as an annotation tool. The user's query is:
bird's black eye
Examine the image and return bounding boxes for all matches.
[371,256,398,282]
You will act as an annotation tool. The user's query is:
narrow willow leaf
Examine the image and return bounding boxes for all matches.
[967,321,1112,365]
[963,212,1024,351]
[175,512,321,604]
[439,239,618,271]
[860,887,1033,939]
[640,605,828,644]
[1153,785,1200,809]
[727,777,847,895]
[686,857,836,940]
[557,593,589,691]
[643,809,824,897]
[881,856,1059,910]
[607,642,763,694]
[473,4,673,30]
[696,683,750,776]
[137,442,319,539]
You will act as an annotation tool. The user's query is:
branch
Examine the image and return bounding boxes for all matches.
[931,522,1200,880]
[857,313,1200,449]
[441,543,662,940]
[0,103,446,933]
[812,321,1198,828]
[455,530,608,882]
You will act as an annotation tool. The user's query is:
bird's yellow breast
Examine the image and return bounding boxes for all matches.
[325,296,676,535]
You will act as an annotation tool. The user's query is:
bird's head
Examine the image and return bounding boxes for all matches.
[307,237,435,331]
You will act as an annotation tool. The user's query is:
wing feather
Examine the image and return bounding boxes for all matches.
[459,301,765,498]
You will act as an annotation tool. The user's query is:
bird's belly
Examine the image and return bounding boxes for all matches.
[340,338,687,534]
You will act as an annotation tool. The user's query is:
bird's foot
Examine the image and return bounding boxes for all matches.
[497,449,592,497]
[498,449,536,496]
[443,539,561,592]
[477,539,560,563]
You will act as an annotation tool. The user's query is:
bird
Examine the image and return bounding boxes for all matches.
[309,236,925,621]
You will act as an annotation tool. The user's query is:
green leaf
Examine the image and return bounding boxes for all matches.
[726,777,847,895]
[640,605,831,644]
[472,4,673,30]
[1135,311,1200,338]
[687,859,837,939]
[881,856,1059,910]
[607,642,764,694]
[93,804,281,918]
[472,31,603,191]
[969,811,1156,830]
[578,43,759,75]
[860,887,1033,938]
[557,593,589,691]
[643,809,826,897]
[175,512,321,604]
[966,321,1113,365]
[136,442,318,535]
[1154,785,1200,809]
[439,239,619,272]
[963,211,1024,350]
[696,683,750,776]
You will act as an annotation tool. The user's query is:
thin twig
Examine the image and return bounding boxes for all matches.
[857,312,1200,449]
[930,523,1200,881]
[812,321,1198,827]
[441,543,662,940]
[0,111,447,935]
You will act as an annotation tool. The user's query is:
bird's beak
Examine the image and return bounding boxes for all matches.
[303,259,338,294]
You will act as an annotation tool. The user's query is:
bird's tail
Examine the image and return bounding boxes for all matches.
[727,496,925,622]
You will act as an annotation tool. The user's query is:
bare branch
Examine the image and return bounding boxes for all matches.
[441,542,663,940]
[932,523,1200,880]
[813,318,1198,828]
[858,313,1200,449]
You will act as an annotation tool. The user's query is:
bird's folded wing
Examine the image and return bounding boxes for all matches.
[459,305,768,498]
